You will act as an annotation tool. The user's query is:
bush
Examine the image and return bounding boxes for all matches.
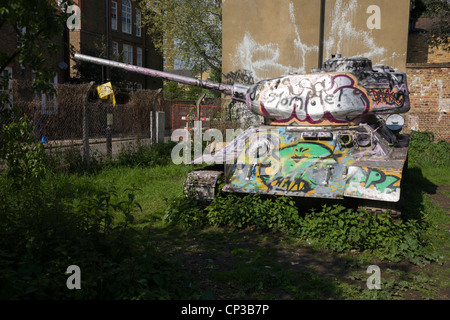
[165,193,299,232]
[0,114,47,188]
[408,131,450,168]
[166,194,439,265]
[0,113,198,299]
[206,193,299,231]
[0,177,198,299]
[117,141,176,168]
[297,204,438,264]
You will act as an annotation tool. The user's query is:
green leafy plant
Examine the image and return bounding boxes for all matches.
[408,131,450,168]
[296,204,439,265]
[0,113,47,188]
[117,141,177,168]
[206,193,299,232]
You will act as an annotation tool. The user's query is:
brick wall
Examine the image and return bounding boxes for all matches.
[428,46,450,64]
[405,64,450,141]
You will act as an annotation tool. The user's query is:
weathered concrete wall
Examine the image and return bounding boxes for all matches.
[223,0,411,84]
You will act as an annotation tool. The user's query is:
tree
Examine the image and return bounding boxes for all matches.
[71,37,131,89]
[0,0,74,99]
[410,0,449,51]
[0,1,74,183]
[140,0,222,74]
[422,0,449,51]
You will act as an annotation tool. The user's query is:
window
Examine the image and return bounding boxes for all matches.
[136,10,142,37]
[0,67,13,107]
[122,0,132,34]
[136,83,143,90]
[33,73,58,115]
[112,41,119,57]
[136,47,142,67]
[111,1,117,30]
[123,44,133,64]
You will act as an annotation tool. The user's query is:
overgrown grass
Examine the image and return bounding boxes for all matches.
[1,114,448,300]
[164,131,450,267]
[0,115,202,299]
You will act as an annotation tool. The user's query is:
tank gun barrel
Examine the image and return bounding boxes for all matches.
[73,53,242,97]
[74,54,409,127]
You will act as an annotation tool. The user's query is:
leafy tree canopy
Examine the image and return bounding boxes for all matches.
[410,0,449,51]
[0,0,74,96]
[140,0,222,74]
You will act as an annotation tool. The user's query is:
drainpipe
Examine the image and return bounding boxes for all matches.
[105,0,110,81]
[318,0,325,69]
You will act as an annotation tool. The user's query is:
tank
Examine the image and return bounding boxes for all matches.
[74,53,410,217]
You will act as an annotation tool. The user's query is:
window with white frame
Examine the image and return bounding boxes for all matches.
[111,1,118,30]
[136,47,142,67]
[123,44,133,64]
[112,41,119,57]
[136,10,142,37]
[122,0,132,34]
[0,67,13,107]
[32,73,58,115]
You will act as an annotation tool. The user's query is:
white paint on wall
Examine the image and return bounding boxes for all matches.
[231,1,318,82]
[325,0,386,60]
[409,75,447,122]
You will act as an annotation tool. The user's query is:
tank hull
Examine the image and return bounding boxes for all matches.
[185,123,409,205]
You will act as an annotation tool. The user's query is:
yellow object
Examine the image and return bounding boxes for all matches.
[97,82,116,106]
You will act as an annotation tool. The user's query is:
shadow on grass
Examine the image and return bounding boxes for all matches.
[401,166,438,220]
[145,224,417,300]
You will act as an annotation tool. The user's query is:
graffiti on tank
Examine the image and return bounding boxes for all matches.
[223,128,404,202]
[257,142,336,193]
[370,88,405,108]
[229,130,356,197]
[252,73,371,125]
[344,167,401,201]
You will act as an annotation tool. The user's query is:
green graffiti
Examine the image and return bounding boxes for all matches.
[345,167,401,196]
[365,169,400,193]
[259,142,334,191]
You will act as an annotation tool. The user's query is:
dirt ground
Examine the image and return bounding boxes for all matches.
[429,186,450,212]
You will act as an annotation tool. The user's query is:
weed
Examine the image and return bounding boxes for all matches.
[408,131,450,168]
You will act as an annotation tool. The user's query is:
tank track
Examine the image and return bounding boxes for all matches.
[356,199,402,220]
[184,168,223,203]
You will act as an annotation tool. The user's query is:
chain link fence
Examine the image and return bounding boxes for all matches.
[6,81,230,163]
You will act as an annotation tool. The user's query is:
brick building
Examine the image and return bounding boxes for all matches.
[405,18,450,141]
[69,0,163,91]
[1,1,163,112]
[0,19,69,115]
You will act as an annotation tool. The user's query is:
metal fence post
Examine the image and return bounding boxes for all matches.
[106,104,112,159]
[83,82,95,169]
[151,88,163,145]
